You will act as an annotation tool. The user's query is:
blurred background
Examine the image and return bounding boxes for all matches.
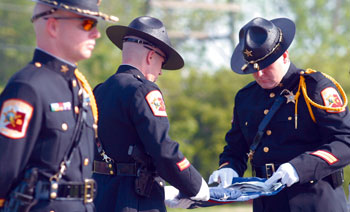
[1,0,349,211]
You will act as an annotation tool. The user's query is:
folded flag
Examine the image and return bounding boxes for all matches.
[184,177,285,209]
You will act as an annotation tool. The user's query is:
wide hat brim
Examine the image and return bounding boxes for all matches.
[231,18,295,74]
[33,0,119,22]
[106,25,184,70]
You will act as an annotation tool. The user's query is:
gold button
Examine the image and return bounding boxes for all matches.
[51,183,58,190]
[159,181,164,186]
[84,158,89,166]
[50,192,57,199]
[264,109,269,115]
[263,147,269,153]
[266,130,272,136]
[288,116,292,121]
[300,71,304,74]
[34,62,42,67]
[50,211,55,212]
[74,106,79,114]
[310,180,314,184]
[108,164,112,168]
[110,170,114,175]
[269,93,275,98]
[61,123,68,131]
[245,122,248,126]
[72,80,77,87]
[93,123,98,130]
[137,75,141,78]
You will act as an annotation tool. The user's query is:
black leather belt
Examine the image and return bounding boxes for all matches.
[93,160,137,176]
[35,179,96,203]
[253,163,281,179]
[253,163,344,188]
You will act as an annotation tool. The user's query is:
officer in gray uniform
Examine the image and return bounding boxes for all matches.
[209,17,350,212]
[0,0,118,211]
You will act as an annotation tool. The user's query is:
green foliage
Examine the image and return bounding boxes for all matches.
[158,68,253,179]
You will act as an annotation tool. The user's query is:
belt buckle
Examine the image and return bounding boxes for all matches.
[84,179,95,203]
[265,163,275,179]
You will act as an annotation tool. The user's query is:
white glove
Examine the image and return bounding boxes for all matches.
[190,178,210,201]
[208,168,238,188]
[164,186,192,208]
[265,163,299,187]
[164,178,210,208]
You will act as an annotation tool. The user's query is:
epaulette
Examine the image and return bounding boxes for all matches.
[293,69,347,129]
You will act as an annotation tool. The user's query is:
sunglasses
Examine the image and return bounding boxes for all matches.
[123,38,167,65]
[31,8,98,32]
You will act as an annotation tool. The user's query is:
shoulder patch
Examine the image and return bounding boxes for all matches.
[176,157,191,171]
[145,90,167,117]
[310,150,338,165]
[0,99,33,139]
[321,87,345,113]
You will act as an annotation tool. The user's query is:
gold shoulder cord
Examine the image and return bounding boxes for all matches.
[74,69,98,123]
[294,68,348,129]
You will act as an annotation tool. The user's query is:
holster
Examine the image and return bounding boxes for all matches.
[134,166,154,198]
[3,168,39,212]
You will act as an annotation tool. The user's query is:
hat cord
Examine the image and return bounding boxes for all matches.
[241,28,283,71]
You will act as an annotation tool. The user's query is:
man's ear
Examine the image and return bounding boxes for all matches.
[146,50,155,65]
[283,50,289,64]
[46,18,58,38]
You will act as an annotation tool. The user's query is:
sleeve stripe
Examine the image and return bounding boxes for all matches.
[310,150,338,165]
[0,198,5,207]
[176,157,190,171]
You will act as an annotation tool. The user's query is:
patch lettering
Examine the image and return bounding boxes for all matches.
[310,150,338,165]
[321,87,345,113]
[0,99,33,139]
[176,157,191,171]
[145,90,167,117]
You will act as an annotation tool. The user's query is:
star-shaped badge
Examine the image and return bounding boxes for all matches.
[281,89,295,104]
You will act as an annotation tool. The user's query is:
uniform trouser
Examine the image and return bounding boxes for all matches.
[93,173,166,212]
[29,200,95,212]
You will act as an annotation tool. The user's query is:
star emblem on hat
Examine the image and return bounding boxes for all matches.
[243,49,253,57]
[60,65,69,73]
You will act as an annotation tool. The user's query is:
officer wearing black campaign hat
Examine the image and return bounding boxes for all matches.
[0,0,118,211]
[208,17,350,211]
[92,16,209,212]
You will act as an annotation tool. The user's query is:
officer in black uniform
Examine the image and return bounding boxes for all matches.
[92,16,210,212]
[208,17,350,211]
[0,1,118,211]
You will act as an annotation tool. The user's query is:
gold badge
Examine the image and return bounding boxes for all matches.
[281,89,295,104]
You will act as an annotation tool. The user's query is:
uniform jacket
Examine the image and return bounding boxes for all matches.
[0,49,96,212]
[219,63,350,212]
[93,65,203,212]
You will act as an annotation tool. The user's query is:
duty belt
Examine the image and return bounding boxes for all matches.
[93,160,138,176]
[35,179,96,203]
[253,163,344,188]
